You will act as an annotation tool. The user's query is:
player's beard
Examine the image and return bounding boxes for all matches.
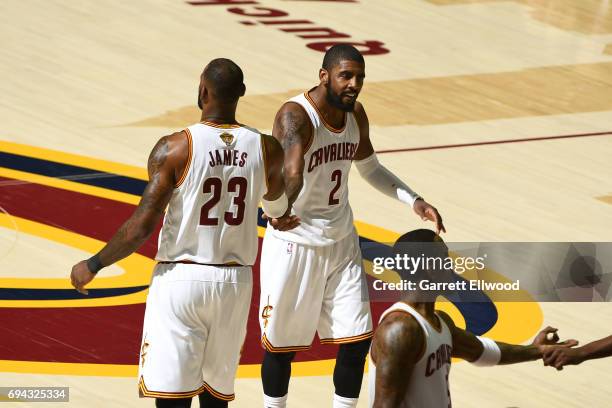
[325,81,356,112]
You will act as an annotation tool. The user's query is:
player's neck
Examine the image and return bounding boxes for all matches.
[200,107,238,125]
[308,86,346,129]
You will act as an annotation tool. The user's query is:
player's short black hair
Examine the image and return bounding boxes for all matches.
[395,229,443,245]
[322,44,364,71]
[393,229,449,281]
[202,58,245,104]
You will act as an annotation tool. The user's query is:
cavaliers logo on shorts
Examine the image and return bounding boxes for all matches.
[262,296,273,329]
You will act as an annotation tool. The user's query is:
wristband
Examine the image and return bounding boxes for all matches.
[86,254,104,274]
[472,336,501,366]
[261,192,289,218]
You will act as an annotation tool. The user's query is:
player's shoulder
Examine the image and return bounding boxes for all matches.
[372,311,425,363]
[375,311,425,348]
[275,100,310,122]
[150,130,188,156]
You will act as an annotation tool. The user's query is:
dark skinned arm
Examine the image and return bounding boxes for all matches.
[544,334,612,370]
[271,102,312,206]
[69,131,188,294]
[352,101,446,234]
[263,102,311,231]
[370,312,425,408]
[438,311,578,365]
[261,134,300,231]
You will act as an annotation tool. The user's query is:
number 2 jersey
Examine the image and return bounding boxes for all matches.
[155,121,267,266]
[271,91,360,246]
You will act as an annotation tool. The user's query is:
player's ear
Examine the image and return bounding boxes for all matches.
[319,68,328,85]
[200,85,209,107]
[239,83,246,97]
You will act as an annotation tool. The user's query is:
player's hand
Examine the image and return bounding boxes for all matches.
[70,260,96,295]
[413,199,446,234]
[263,211,301,231]
[532,326,578,357]
[542,346,586,371]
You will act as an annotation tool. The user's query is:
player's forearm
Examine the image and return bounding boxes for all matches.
[354,154,420,207]
[577,335,612,361]
[96,215,157,268]
[284,173,303,207]
[497,342,541,365]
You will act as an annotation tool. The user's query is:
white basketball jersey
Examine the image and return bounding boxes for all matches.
[156,122,266,266]
[369,302,453,408]
[271,91,360,246]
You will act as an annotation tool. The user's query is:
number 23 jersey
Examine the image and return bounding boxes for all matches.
[156,122,266,265]
[271,91,360,246]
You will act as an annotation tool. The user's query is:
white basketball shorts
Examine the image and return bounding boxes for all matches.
[259,228,372,351]
[138,262,252,401]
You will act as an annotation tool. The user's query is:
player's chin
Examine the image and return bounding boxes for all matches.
[338,101,356,112]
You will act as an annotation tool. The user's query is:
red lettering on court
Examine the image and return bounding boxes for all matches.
[228,6,288,17]
[186,0,389,55]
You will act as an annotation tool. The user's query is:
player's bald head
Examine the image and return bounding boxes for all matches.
[322,44,364,71]
[199,58,245,107]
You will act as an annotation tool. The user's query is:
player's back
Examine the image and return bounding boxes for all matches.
[156,121,266,266]
[271,91,360,246]
[369,302,453,408]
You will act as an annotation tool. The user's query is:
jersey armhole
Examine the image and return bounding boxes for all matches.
[174,128,193,188]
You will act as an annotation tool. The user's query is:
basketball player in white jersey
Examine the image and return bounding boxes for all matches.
[369,229,579,407]
[258,45,446,408]
[70,58,298,408]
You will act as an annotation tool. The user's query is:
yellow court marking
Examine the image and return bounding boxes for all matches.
[0,359,338,379]
[0,167,141,206]
[0,140,148,181]
[0,213,154,308]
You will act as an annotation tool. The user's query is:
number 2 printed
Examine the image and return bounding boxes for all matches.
[328,169,342,205]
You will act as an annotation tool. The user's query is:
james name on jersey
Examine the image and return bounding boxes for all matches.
[208,149,248,167]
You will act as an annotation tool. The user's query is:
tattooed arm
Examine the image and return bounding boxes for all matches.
[271,102,312,207]
[370,312,424,407]
[70,131,189,294]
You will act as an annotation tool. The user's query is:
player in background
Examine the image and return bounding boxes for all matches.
[369,229,579,408]
[259,44,445,408]
[70,58,298,408]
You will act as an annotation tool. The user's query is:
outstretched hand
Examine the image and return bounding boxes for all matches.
[263,211,301,231]
[532,326,579,361]
[413,199,446,234]
[70,260,96,295]
[542,346,585,371]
